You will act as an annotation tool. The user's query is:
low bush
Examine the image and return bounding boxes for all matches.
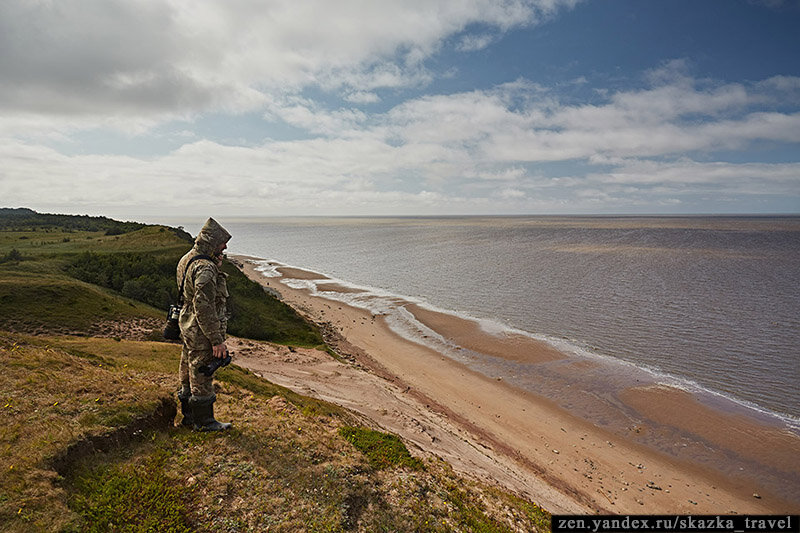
[65,452,192,533]
[0,248,23,263]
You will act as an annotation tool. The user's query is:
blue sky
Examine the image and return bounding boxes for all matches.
[1,0,799,219]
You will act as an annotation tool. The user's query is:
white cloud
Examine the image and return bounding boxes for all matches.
[496,188,527,199]
[264,98,369,136]
[587,159,800,194]
[758,75,800,93]
[480,76,800,161]
[344,91,381,104]
[470,167,528,181]
[4,68,799,216]
[0,0,577,128]
[456,33,495,52]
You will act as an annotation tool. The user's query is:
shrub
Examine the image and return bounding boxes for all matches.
[0,208,146,234]
[0,248,23,263]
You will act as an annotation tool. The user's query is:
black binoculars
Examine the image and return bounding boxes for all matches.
[198,352,232,376]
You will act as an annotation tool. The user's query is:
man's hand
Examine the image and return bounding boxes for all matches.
[212,342,228,359]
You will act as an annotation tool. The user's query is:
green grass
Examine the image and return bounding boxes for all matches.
[217,365,345,419]
[64,451,192,533]
[222,260,325,346]
[339,426,424,471]
[0,333,177,531]
[0,222,189,335]
[0,226,189,258]
[0,271,161,332]
[440,481,521,533]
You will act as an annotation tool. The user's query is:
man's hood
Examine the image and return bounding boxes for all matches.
[195,217,231,253]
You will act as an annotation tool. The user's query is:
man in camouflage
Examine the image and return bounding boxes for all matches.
[176,217,233,431]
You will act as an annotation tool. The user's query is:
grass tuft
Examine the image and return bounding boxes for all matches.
[64,451,192,533]
[339,426,424,471]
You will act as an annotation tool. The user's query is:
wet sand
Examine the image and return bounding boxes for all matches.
[619,386,800,477]
[315,282,367,294]
[276,266,329,280]
[406,304,566,364]
[231,255,800,514]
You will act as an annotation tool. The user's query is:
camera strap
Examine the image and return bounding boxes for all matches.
[178,254,215,306]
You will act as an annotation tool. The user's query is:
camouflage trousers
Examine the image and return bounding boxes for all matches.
[178,344,216,397]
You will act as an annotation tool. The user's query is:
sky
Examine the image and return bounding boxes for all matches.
[1,0,799,220]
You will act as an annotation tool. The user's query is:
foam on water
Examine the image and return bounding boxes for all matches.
[253,262,282,278]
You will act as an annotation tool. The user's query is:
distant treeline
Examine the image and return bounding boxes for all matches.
[67,251,180,311]
[1,207,146,235]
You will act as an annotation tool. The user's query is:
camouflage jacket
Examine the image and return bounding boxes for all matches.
[177,218,231,349]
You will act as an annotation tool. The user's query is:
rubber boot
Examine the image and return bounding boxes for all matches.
[190,394,232,432]
[177,387,193,428]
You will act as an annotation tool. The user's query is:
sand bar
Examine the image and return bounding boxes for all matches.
[315,282,368,294]
[406,303,566,364]
[232,255,800,514]
[276,266,329,280]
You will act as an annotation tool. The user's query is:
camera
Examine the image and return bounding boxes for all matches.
[199,352,232,376]
[163,305,182,340]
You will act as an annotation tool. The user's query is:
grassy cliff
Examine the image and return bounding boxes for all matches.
[0,210,551,532]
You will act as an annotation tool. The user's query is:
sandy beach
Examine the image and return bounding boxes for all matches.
[230,254,800,515]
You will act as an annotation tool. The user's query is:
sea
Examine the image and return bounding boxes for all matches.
[174,216,800,432]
